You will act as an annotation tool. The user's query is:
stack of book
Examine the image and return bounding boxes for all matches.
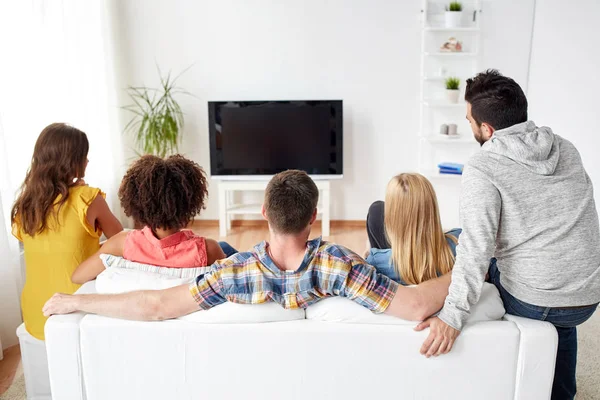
[438,162,464,175]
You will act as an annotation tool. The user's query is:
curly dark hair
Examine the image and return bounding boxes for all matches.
[118,155,208,231]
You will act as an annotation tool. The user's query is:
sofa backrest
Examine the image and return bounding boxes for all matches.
[78,316,520,400]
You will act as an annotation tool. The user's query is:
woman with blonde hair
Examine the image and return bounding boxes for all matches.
[366,173,461,285]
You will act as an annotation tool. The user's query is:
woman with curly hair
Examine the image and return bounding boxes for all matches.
[72,155,230,284]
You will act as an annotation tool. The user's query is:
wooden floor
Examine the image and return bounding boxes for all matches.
[0,222,369,395]
[0,345,21,395]
[189,220,369,256]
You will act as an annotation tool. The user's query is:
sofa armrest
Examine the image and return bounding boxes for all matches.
[45,281,96,400]
[504,314,558,400]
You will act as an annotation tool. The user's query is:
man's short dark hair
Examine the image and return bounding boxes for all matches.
[264,170,319,234]
[465,69,528,130]
[118,154,208,231]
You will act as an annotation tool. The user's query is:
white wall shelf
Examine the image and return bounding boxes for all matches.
[420,135,477,144]
[422,170,464,180]
[423,75,470,82]
[422,76,446,81]
[421,76,449,82]
[418,0,482,185]
[423,100,467,108]
[423,52,478,57]
[424,26,480,32]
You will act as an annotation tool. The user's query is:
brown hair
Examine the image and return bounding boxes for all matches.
[264,170,319,234]
[11,123,89,236]
[118,155,208,231]
[384,173,456,285]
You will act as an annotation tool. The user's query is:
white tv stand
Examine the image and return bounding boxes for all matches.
[217,180,331,237]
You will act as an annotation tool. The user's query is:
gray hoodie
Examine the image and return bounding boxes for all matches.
[438,121,600,330]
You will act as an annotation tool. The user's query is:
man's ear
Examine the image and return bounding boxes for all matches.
[481,122,495,139]
[309,209,317,225]
[261,204,268,221]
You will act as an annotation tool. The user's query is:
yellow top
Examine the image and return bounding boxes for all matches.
[12,185,104,340]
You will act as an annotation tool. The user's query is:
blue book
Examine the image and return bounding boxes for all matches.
[437,162,464,172]
[439,168,463,175]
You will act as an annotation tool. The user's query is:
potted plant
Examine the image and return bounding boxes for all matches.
[445,2,463,28]
[123,68,189,157]
[445,77,461,103]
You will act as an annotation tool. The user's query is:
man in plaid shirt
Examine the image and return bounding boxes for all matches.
[189,236,398,314]
[44,170,451,321]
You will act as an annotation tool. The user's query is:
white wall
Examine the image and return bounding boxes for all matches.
[0,1,126,348]
[528,0,600,201]
[112,0,535,226]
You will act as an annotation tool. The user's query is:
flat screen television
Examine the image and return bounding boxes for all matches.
[208,100,343,179]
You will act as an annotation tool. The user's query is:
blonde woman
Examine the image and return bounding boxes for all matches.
[365,173,461,285]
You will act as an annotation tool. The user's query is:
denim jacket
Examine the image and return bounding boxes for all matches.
[365,228,462,285]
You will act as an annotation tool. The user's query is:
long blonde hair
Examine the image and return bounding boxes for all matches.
[384,173,457,285]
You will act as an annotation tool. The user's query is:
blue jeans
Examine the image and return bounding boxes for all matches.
[219,241,238,258]
[488,260,598,400]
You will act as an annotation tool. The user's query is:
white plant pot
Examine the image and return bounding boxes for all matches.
[446,89,460,103]
[445,11,463,28]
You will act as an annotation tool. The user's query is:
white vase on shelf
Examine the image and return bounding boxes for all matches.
[446,89,460,103]
[445,11,463,28]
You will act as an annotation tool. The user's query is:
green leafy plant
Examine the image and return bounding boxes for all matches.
[447,2,462,11]
[445,77,460,90]
[123,67,191,158]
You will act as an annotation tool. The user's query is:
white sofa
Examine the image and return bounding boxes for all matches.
[45,281,558,400]
[16,324,51,400]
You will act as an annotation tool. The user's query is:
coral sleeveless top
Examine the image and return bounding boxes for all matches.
[123,226,207,268]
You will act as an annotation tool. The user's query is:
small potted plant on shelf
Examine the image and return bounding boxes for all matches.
[445,2,463,28]
[445,77,461,103]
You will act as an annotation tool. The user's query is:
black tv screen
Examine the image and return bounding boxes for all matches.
[208,100,343,177]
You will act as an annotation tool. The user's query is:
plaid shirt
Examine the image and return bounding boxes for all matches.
[189,237,399,313]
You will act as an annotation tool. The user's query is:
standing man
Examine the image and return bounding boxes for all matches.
[416,69,600,400]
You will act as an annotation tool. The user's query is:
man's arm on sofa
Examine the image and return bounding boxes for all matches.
[385,273,451,321]
[43,284,199,321]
